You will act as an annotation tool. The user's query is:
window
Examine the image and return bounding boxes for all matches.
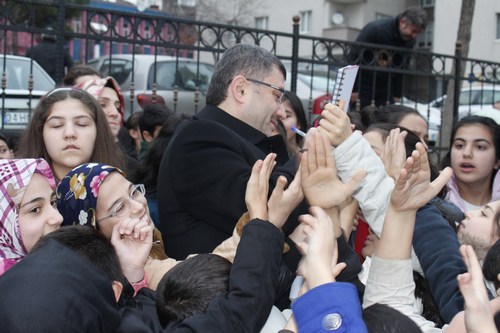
[300,11,312,34]
[255,16,268,30]
[418,21,433,48]
[497,14,500,39]
[421,0,434,7]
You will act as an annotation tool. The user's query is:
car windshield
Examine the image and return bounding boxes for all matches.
[148,61,213,92]
[4,57,54,91]
[98,59,133,88]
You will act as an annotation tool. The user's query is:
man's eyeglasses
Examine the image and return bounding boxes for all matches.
[97,184,146,222]
[246,78,285,104]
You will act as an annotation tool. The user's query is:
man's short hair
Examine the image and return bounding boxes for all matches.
[32,226,126,285]
[139,104,172,139]
[205,44,286,106]
[400,7,428,30]
[156,254,231,326]
[63,64,102,86]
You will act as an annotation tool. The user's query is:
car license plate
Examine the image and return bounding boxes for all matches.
[4,112,30,124]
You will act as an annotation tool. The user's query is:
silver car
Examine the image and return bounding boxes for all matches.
[0,55,55,131]
[88,54,214,118]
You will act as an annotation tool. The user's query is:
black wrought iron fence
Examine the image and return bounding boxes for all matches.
[1,0,500,160]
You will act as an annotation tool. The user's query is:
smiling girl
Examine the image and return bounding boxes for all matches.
[441,116,500,212]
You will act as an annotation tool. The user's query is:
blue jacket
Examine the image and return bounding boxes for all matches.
[292,282,367,333]
[413,202,466,323]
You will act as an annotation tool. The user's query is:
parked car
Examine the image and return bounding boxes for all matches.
[88,54,214,118]
[0,55,55,132]
[404,86,500,124]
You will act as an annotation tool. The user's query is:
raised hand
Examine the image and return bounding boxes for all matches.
[245,153,276,221]
[296,206,346,289]
[317,101,353,147]
[267,169,303,229]
[390,142,452,213]
[458,245,498,333]
[111,218,153,283]
[380,128,408,181]
[301,129,366,210]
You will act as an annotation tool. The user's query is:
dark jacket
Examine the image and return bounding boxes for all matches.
[413,202,466,323]
[157,105,305,260]
[25,39,73,82]
[119,219,285,333]
[348,15,416,108]
[0,239,121,333]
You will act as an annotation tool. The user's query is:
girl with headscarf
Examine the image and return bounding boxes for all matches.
[0,158,63,275]
[56,163,248,289]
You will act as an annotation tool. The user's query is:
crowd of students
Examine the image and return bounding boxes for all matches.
[1,43,500,332]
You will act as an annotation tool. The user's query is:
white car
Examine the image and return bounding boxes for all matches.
[88,54,214,118]
[403,86,500,146]
[0,55,55,131]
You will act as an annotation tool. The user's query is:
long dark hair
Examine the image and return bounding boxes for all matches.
[283,90,308,147]
[17,88,125,178]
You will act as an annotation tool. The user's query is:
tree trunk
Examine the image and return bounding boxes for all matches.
[440,0,475,160]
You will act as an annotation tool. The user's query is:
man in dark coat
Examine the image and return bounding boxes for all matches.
[348,7,427,108]
[157,44,305,263]
[25,31,73,83]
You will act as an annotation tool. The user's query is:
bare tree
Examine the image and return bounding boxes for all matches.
[196,0,265,27]
[440,0,475,155]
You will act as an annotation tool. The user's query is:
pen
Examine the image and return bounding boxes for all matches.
[291,127,307,138]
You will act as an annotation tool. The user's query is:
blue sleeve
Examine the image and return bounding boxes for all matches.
[292,282,367,333]
[413,203,466,323]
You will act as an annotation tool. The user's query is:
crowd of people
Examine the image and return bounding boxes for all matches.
[1,38,500,332]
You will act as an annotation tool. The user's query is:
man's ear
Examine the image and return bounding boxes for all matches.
[230,76,248,104]
[141,130,154,143]
[128,128,140,140]
[112,281,123,303]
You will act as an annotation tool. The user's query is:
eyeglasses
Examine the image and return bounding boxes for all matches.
[246,78,285,104]
[97,184,146,222]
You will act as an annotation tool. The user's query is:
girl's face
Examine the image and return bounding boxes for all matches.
[398,114,429,150]
[95,172,152,239]
[18,173,63,252]
[457,200,500,254]
[450,124,499,185]
[98,87,122,139]
[43,98,97,180]
[281,100,299,143]
[0,139,13,159]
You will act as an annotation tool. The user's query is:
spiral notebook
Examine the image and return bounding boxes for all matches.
[331,65,359,112]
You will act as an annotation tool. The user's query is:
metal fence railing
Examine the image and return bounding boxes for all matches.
[1,0,500,161]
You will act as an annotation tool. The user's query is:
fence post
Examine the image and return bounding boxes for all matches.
[56,0,66,85]
[453,41,462,128]
[290,15,300,94]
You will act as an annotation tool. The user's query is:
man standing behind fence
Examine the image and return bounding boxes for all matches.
[349,7,427,109]
[156,44,305,261]
[25,29,73,84]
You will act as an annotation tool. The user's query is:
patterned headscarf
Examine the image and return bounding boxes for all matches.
[0,158,56,275]
[56,163,124,229]
[75,76,125,123]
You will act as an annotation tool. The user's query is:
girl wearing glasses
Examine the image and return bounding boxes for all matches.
[0,158,63,276]
[56,163,241,289]
[17,88,125,183]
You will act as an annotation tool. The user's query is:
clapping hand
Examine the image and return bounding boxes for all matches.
[390,142,452,213]
[301,129,365,210]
